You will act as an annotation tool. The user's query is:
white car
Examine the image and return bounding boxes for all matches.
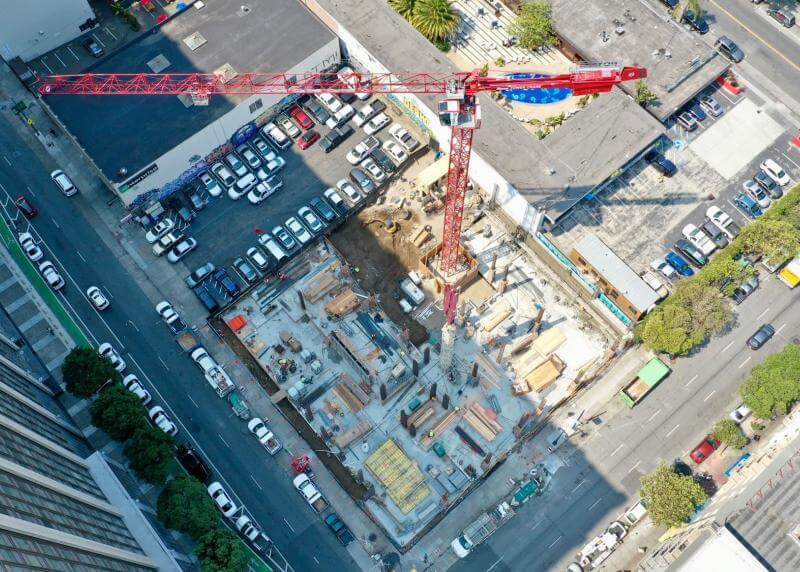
[167,237,197,263]
[238,146,261,169]
[278,116,301,139]
[211,163,236,187]
[199,172,223,197]
[122,374,151,405]
[98,342,126,372]
[317,92,343,113]
[235,514,263,542]
[729,404,752,424]
[247,417,273,445]
[18,232,42,261]
[650,258,676,279]
[208,481,238,518]
[246,246,270,270]
[148,405,178,436]
[363,112,390,135]
[286,217,313,245]
[145,219,174,243]
[333,104,355,125]
[152,232,181,256]
[38,261,65,290]
[336,179,362,205]
[51,169,78,196]
[247,182,270,205]
[706,205,732,231]
[298,206,324,234]
[388,123,420,151]
[324,187,346,210]
[346,136,380,165]
[382,140,408,164]
[760,158,790,186]
[361,157,386,183]
[251,137,274,158]
[229,173,257,200]
[262,122,291,149]
[682,224,716,256]
[262,156,286,176]
[225,153,248,177]
[86,286,110,310]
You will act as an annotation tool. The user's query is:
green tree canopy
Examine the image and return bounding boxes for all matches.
[411,0,460,42]
[740,344,800,418]
[634,80,658,105]
[389,0,416,20]
[639,303,695,356]
[713,419,748,449]
[196,529,248,572]
[509,1,557,51]
[157,475,219,540]
[640,464,708,527]
[695,254,752,296]
[90,385,147,441]
[739,219,800,265]
[62,347,121,397]
[124,427,175,485]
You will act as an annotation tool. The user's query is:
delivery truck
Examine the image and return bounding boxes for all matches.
[618,357,670,408]
[451,502,514,558]
[778,255,800,288]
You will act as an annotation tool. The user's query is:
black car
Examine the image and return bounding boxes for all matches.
[319,124,354,153]
[731,275,758,305]
[324,513,355,546]
[339,92,356,104]
[310,197,339,223]
[177,444,212,483]
[370,147,397,174]
[674,239,708,267]
[83,38,103,58]
[700,220,728,249]
[645,150,677,177]
[683,10,709,34]
[716,35,745,63]
[747,323,775,350]
[302,97,331,124]
[754,170,782,199]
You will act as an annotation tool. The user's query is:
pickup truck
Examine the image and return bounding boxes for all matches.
[619,357,670,407]
[293,473,328,513]
[190,346,234,398]
[247,417,282,455]
[451,502,513,558]
[155,301,187,334]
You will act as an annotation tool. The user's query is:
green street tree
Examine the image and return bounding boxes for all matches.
[685,0,702,16]
[62,347,121,397]
[157,475,219,540]
[90,385,147,441]
[639,303,694,356]
[411,0,460,43]
[196,529,248,572]
[389,0,416,20]
[740,344,800,418]
[640,464,708,527]
[634,80,659,106]
[124,427,175,485]
[675,281,733,340]
[509,1,557,51]
[713,419,748,449]
[740,219,800,265]
[696,255,752,297]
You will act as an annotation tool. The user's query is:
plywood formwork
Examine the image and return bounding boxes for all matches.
[325,288,360,318]
[481,300,513,333]
[365,439,431,514]
[524,355,566,392]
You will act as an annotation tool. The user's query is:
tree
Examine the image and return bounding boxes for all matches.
[740,344,800,418]
[90,385,147,441]
[124,427,175,485]
[740,219,800,265]
[509,1,556,50]
[696,255,752,296]
[157,475,219,540]
[639,303,694,356]
[640,464,707,527]
[411,0,460,43]
[713,419,748,449]
[674,281,733,340]
[389,0,416,20]
[62,347,121,397]
[685,0,702,17]
[196,529,248,572]
[634,80,658,105]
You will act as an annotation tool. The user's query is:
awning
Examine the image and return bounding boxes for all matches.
[416,155,449,188]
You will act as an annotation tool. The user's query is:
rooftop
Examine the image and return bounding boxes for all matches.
[551,0,730,121]
[46,0,334,180]
[573,233,659,313]
[672,525,768,572]
[311,0,663,222]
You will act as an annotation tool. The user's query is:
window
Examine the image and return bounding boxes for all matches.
[609,290,618,299]
[249,99,263,113]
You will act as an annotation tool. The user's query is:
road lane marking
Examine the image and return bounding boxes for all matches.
[647,409,661,422]
[739,356,752,369]
[756,307,770,320]
[588,498,603,510]
[627,461,641,474]
[76,251,86,262]
[158,356,170,371]
[2,155,10,166]
[50,217,60,229]
[530,521,543,531]
[685,374,699,387]
[572,479,586,493]
[777,323,787,334]
[610,444,624,457]
[187,395,199,408]
[703,390,716,402]
[282,518,295,533]
[26,185,35,197]
[487,556,504,572]
[721,340,735,353]
[666,424,680,437]
[218,433,230,447]
[127,319,140,333]
[547,536,562,549]
[249,474,263,490]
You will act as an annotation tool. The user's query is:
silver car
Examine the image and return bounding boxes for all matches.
[286,217,312,245]
[211,163,236,187]
[298,206,324,234]
[225,153,248,177]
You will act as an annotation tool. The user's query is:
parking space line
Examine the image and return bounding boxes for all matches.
[777,323,787,334]
[66,46,80,61]
[282,518,295,533]
[92,33,105,47]
[781,152,800,171]
[158,356,170,371]
[76,251,86,263]
[739,356,752,369]
[703,390,715,402]
[187,394,199,408]
[547,536,562,549]
[721,340,735,353]
[610,443,624,457]
[588,497,603,511]
[53,52,66,68]
[571,479,585,493]
[217,433,230,447]
[39,58,53,74]
[646,409,661,423]
[104,26,118,41]
[249,474,263,490]
[487,556,504,572]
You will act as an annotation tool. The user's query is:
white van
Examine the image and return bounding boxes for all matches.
[50,170,77,196]
[258,235,287,264]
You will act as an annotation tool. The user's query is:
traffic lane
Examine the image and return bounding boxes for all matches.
[0,127,359,569]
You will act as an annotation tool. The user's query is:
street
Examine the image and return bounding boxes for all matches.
[0,113,359,572]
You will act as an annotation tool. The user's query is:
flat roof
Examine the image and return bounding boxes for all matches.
[672,526,767,572]
[551,0,730,122]
[46,0,334,179]
[311,0,663,222]
[574,234,658,312]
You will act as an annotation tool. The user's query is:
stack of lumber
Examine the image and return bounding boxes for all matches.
[324,288,359,318]
[407,400,436,430]
[463,402,503,441]
[411,226,432,247]
[481,300,513,333]
[332,382,365,413]
[420,410,460,449]
[333,420,372,448]
[341,373,371,405]
[524,355,565,392]
[513,327,566,378]
[303,269,340,303]
[508,332,536,356]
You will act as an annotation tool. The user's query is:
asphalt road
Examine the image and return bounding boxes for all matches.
[0,115,358,572]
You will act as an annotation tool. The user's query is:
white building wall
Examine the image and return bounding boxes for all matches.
[121,36,341,204]
[0,0,95,62]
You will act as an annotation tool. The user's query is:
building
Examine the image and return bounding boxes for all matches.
[569,234,658,321]
[46,0,340,207]
[0,324,178,569]
[303,0,663,228]
[551,0,730,122]
[0,0,96,61]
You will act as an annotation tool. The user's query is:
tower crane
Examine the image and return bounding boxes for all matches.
[38,65,646,327]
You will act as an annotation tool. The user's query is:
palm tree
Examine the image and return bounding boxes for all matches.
[389,0,417,20]
[411,0,460,43]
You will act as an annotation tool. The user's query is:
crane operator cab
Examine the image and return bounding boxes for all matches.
[438,96,482,129]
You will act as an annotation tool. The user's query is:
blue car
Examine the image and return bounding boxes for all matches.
[734,193,763,219]
[687,101,707,121]
[665,252,694,277]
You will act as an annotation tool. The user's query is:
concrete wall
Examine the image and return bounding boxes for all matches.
[120,36,341,204]
[0,0,95,62]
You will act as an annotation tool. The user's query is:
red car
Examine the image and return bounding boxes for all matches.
[289,106,314,130]
[690,435,721,464]
[15,195,38,219]
[297,130,320,150]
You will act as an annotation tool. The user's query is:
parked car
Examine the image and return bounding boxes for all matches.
[323,187,347,211]
[262,122,292,149]
[658,0,678,7]
[716,35,745,62]
[298,206,324,234]
[286,217,313,245]
[645,150,676,177]
[235,514,264,543]
[346,136,380,164]
[388,123,420,151]
[651,258,676,279]
[700,220,728,249]
[225,153,248,177]
[729,404,753,424]
[316,92,343,113]
[382,139,408,164]
[39,261,65,290]
[289,106,314,130]
[122,374,151,405]
[83,38,103,58]
[370,147,397,174]
[50,169,78,196]
[233,257,259,283]
[682,224,716,256]
[246,246,270,270]
[303,97,331,124]
[767,7,795,28]
[747,323,775,350]
[734,193,763,219]
[674,239,708,267]
[211,163,236,187]
[743,179,771,209]
[86,286,110,310]
[207,482,238,517]
[354,100,387,127]
[731,275,758,305]
[350,167,375,195]
[683,9,709,33]
[310,197,338,223]
[338,65,370,100]
[690,435,721,464]
[185,262,215,288]
[706,205,740,238]
[18,232,42,261]
[213,268,240,296]
[754,170,782,198]
[259,235,287,264]
[666,252,694,276]
[276,115,301,139]
[324,513,355,546]
[187,187,206,211]
[319,124,354,153]
[699,95,724,117]
[98,342,126,372]
[363,112,391,135]
[297,130,321,150]
[152,232,182,256]
[760,158,791,186]
[237,145,262,169]
[676,112,698,131]
[167,237,197,263]
[229,173,258,200]
[272,225,297,250]
[261,154,287,177]
[199,172,223,197]
[361,157,386,184]
[177,444,212,483]
[247,182,273,205]
[251,137,274,159]
[15,195,37,219]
